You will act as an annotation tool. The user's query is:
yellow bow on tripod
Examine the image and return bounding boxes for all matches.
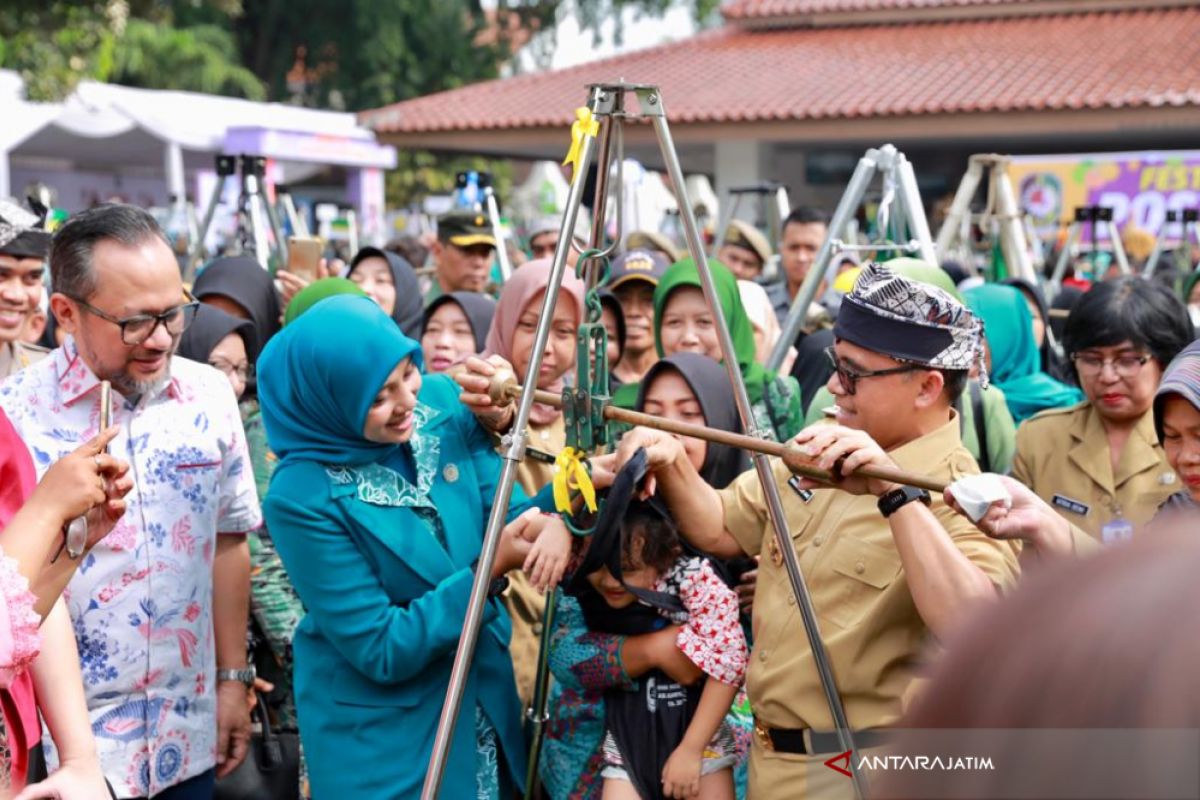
[552,447,598,514]
[562,107,600,185]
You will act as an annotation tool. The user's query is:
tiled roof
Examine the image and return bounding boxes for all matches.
[723,0,1038,20]
[361,9,1200,134]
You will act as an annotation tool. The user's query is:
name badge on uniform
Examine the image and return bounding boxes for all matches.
[1051,494,1089,516]
[787,475,814,503]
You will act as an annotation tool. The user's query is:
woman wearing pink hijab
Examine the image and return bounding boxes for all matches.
[457,259,586,709]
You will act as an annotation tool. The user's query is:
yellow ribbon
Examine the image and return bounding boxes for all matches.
[553,447,598,514]
[562,107,599,185]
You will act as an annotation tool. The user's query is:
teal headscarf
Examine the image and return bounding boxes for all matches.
[257,294,423,468]
[964,284,1082,423]
[652,257,776,404]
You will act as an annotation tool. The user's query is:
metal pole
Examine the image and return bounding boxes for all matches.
[896,153,937,265]
[419,85,606,800]
[523,110,617,799]
[772,184,791,248]
[260,186,288,268]
[484,190,513,282]
[709,192,742,257]
[647,88,867,800]
[767,148,882,372]
[189,156,235,276]
[935,157,983,261]
[991,159,1037,283]
[478,374,949,493]
[1047,222,1082,300]
[1106,219,1131,276]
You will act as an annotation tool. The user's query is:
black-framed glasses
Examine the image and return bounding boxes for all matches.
[824,346,922,396]
[70,294,199,346]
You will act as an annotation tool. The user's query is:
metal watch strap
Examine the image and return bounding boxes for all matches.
[216,667,256,685]
[877,485,931,518]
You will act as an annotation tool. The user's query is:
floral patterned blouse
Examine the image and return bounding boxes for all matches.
[0,338,262,797]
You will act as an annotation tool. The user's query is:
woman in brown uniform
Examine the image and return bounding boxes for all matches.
[1013,277,1194,543]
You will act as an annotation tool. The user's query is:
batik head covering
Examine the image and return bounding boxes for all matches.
[0,198,51,259]
[257,294,423,468]
[1154,339,1200,444]
[834,262,987,384]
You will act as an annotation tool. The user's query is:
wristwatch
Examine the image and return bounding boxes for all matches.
[877,485,931,518]
[216,667,256,686]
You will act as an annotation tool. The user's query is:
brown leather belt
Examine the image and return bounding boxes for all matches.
[754,721,888,755]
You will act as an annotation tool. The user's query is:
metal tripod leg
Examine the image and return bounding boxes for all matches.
[642,86,867,800]
[1104,219,1131,276]
[484,190,513,282]
[419,85,608,800]
[990,159,1037,284]
[770,144,938,373]
[767,146,883,372]
[523,109,619,800]
[1048,222,1082,300]
[936,158,984,260]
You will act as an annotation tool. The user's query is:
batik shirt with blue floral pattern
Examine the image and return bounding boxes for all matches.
[326,405,501,799]
[0,337,261,797]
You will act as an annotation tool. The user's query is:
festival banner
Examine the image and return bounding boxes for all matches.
[1009,150,1200,241]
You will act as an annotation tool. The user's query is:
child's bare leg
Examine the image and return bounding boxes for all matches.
[602,777,644,800]
[697,767,735,800]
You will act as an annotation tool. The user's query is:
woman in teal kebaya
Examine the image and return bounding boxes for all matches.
[257,294,560,799]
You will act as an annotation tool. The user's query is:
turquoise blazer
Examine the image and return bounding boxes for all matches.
[265,375,550,798]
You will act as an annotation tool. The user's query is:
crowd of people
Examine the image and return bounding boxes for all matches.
[0,190,1196,800]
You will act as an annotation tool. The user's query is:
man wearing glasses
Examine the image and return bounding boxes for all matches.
[613,263,1021,798]
[0,204,260,799]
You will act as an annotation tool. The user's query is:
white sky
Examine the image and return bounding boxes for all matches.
[512,3,700,72]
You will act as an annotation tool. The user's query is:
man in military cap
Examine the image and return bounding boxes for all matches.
[614,263,1021,797]
[525,214,591,267]
[0,198,52,380]
[427,209,496,304]
[719,219,773,281]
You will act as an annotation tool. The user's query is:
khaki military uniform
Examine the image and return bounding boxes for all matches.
[1012,402,1178,543]
[717,415,1022,798]
[504,413,567,710]
[0,340,48,381]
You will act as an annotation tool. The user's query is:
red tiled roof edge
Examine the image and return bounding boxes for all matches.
[361,8,1200,133]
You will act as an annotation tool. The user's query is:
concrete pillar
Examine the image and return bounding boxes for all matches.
[714,139,768,224]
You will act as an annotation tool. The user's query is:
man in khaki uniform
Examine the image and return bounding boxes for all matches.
[1013,402,1178,543]
[616,263,1021,797]
[0,199,51,380]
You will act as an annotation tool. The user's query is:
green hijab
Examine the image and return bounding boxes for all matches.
[283,277,367,326]
[652,257,775,404]
[880,257,963,301]
[964,283,1083,423]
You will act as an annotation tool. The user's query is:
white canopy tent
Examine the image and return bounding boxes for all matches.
[1,70,396,242]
